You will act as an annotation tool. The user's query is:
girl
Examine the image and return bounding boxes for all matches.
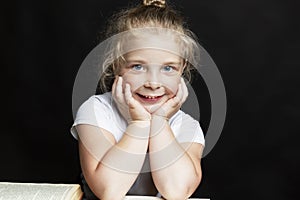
[71,0,205,199]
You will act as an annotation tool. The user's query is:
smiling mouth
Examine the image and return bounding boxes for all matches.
[136,93,164,103]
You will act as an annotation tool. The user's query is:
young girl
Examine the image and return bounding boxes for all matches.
[71,0,205,199]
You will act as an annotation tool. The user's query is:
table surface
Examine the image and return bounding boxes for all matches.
[124,196,210,200]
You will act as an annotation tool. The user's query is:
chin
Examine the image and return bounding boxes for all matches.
[141,96,170,113]
[143,104,161,114]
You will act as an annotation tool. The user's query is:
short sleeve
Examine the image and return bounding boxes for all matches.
[169,110,205,146]
[70,94,124,142]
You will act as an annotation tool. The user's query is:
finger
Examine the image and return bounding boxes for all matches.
[173,83,182,105]
[163,95,179,110]
[115,76,125,103]
[181,78,189,103]
[111,75,118,97]
[124,83,134,106]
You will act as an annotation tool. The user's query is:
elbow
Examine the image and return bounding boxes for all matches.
[97,189,125,200]
[84,176,127,200]
[159,176,202,200]
[158,183,193,200]
[160,187,190,200]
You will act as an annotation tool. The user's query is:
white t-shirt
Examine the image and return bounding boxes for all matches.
[71,92,205,145]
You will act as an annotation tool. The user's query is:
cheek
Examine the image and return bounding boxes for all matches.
[161,76,181,95]
[121,70,181,95]
[121,73,144,91]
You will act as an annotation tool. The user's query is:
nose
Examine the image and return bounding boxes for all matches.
[144,81,162,89]
[144,70,162,89]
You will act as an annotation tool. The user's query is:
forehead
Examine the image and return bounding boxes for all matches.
[124,48,182,64]
[120,28,184,59]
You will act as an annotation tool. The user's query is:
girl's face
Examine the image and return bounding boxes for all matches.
[119,48,185,112]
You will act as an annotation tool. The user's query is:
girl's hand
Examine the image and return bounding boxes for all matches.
[152,78,188,120]
[112,76,151,122]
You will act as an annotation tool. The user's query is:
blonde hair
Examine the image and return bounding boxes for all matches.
[97,0,200,93]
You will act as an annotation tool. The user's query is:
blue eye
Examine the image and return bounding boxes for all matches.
[162,65,174,72]
[132,64,144,71]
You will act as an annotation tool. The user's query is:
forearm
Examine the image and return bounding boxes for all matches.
[149,116,201,199]
[85,121,150,199]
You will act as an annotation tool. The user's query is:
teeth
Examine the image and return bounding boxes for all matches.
[138,94,163,99]
[144,95,156,99]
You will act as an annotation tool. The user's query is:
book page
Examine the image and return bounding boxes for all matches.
[0,182,83,200]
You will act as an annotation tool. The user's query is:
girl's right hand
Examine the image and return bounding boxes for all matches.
[112,76,151,122]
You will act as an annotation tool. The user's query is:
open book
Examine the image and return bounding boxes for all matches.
[0,182,83,200]
[0,182,209,200]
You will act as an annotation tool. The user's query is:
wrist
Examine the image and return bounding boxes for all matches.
[130,115,151,123]
[151,114,169,121]
[126,120,151,139]
[149,114,169,138]
[129,118,151,124]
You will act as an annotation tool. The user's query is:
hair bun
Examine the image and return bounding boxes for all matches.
[143,0,166,8]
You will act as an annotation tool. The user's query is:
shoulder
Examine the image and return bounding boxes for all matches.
[72,92,126,142]
[169,110,205,145]
[88,92,113,108]
[77,92,113,114]
[75,92,121,126]
[169,110,198,125]
[94,92,113,106]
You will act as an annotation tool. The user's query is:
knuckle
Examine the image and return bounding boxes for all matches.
[116,93,123,100]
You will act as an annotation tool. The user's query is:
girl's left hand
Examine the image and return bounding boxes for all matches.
[152,78,188,119]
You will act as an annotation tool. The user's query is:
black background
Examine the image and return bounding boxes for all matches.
[1,0,299,199]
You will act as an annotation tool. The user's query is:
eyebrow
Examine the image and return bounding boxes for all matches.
[125,59,147,64]
[125,58,183,65]
[163,61,183,66]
